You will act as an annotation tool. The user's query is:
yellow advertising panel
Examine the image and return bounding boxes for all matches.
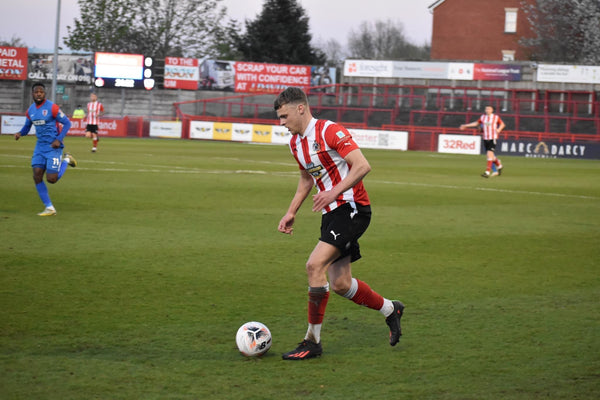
[213,122,233,141]
[252,124,273,143]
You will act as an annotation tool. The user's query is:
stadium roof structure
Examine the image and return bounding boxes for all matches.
[428,0,446,12]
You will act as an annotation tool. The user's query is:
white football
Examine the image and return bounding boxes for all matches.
[236,321,272,357]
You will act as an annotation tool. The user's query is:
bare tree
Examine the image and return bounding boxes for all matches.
[65,0,233,58]
[347,20,429,60]
[521,0,600,64]
[314,38,346,67]
[65,0,139,54]
[131,0,229,58]
[0,36,27,48]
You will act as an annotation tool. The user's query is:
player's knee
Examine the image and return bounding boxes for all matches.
[331,281,350,296]
[305,260,317,275]
[305,259,325,278]
[46,175,58,184]
[33,171,43,183]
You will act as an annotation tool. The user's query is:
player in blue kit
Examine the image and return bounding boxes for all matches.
[15,82,78,216]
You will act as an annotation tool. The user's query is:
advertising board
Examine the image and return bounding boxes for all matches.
[164,57,198,90]
[497,140,600,159]
[438,134,481,155]
[0,46,28,80]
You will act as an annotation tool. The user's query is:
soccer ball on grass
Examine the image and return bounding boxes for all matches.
[236,321,272,357]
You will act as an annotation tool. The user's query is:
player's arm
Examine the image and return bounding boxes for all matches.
[311,148,371,212]
[497,118,506,133]
[15,116,32,140]
[460,120,480,130]
[278,169,314,235]
[54,107,72,144]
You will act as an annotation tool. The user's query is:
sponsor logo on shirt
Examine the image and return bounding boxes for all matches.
[306,162,324,178]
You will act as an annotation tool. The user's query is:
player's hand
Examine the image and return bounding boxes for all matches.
[51,139,61,148]
[14,133,21,141]
[278,214,295,235]
[459,125,466,130]
[312,190,336,212]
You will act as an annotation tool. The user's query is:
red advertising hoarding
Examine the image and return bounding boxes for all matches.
[233,61,311,93]
[69,118,127,137]
[473,63,522,81]
[164,57,199,90]
[0,46,28,80]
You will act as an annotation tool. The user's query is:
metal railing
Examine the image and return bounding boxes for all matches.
[173,84,600,135]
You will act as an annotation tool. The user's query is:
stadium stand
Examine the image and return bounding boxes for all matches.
[174,84,599,136]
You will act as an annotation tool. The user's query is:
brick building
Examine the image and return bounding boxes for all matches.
[429,0,535,61]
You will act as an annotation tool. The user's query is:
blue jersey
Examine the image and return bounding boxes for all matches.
[20,99,72,150]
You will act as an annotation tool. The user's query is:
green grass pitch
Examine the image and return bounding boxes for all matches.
[1,135,599,399]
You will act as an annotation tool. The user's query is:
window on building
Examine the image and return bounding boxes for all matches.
[502,50,515,61]
[505,8,518,33]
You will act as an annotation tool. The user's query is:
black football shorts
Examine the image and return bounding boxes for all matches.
[319,202,371,263]
[483,139,497,152]
[86,124,99,134]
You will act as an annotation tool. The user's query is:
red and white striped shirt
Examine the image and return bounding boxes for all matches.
[289,118,370,213]
[86,100,104,125]
[478,113,504,140]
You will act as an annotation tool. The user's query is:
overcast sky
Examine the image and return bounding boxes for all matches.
[0,0,433,51]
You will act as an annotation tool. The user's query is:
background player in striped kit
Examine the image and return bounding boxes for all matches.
[460,105,505,177]
[274,87,404,360]
[85,92,105,152]
[15,82,77,216]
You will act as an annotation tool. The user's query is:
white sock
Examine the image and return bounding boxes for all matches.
[305,323,322,343]
[379,299,394,317]
[342,278,359,299]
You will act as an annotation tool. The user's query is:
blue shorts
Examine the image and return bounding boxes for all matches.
[32,146,63,174]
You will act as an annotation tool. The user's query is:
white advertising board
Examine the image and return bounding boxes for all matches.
[189,121,214,140]
[1,115,32,134]
[350,129,408,150]
[438,134,481,155]
[447,63,475,80]
[344,60,394,78]
[187,120,408,151]
[537,64,600,84]
[271,125,292,145]
[231,123,253,142]
[392,61,448,79]
[149,121,182,138]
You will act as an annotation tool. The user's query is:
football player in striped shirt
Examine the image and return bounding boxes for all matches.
[275,87,404,360]
[85,92,104,152]
[460,105,505,177]
[15,83,77,216]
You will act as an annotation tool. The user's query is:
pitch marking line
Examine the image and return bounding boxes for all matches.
[373,180,599,200]
[2,155,598,200]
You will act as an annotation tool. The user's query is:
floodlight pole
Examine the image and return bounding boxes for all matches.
[51,0,62,103]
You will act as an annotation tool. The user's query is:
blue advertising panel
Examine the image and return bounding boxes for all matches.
[497,139,600,159]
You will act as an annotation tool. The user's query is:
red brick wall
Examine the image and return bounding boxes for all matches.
[430,0,534,61]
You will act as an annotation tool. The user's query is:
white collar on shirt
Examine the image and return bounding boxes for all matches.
[301,118,317,137]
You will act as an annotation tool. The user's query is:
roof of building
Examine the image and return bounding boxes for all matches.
[428,0,446,12]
